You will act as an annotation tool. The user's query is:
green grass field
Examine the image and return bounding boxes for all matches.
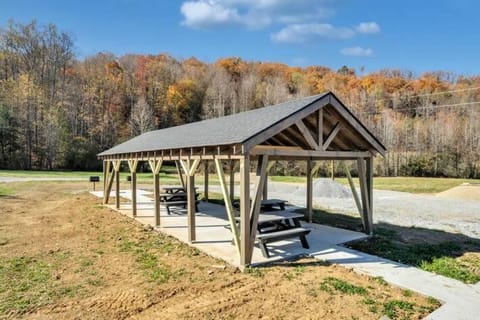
[1,169,479,193]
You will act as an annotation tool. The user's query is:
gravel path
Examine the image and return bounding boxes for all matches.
[210,178,480,239]
[268,180,480,239]
[0,177,84,182]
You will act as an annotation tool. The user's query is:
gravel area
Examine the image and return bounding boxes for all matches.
[266,179,480,239]
[0,177,84,183]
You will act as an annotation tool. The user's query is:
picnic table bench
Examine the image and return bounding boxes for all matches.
[159,191,200,215]
[235,211,310,258]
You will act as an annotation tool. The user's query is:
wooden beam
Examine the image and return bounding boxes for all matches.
[229,160,235,204]
[306,159,313,223]
[188,159,200,176]
[175,160,186,189]
[239,155,251,266]
[103,161,113,204]
[106,165,115,204]
[242,95,330,152]
[102,160,107,201]
[250,146,370,159]
[204,161,209,202]
[248,155,269,262]
[284,126,312,149]
[323,122,342,150]
[318,108,323,147]
[357,158,372,234]
[263,161,275,200]
[344,163,363,224]
[296,120,319,150]
[148,159,163,227]
[366,157,374,234]
[329,96,386,156]
[113,160,121,209]
[127,159,138,217]
[214,159,241,256]
[185,159,199,242]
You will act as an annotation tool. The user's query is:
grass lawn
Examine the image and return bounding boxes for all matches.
[270,176,480,193]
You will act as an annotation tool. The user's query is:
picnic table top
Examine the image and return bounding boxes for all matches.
[235,211,303,223]
[261,199,287,205]
[233,198,287,205]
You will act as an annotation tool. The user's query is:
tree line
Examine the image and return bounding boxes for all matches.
[0,21,479,177]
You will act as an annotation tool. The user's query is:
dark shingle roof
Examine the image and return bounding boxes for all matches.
[98,93,328,156]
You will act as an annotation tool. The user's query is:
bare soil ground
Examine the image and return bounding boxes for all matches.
[436,183,480,201]
[0,181,439,319]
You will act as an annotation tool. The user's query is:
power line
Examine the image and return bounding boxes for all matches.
[357,101,480,115]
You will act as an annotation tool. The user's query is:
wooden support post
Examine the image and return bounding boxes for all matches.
[214,159,241,255]
[263,161,275,200]
[357,158,372,234]
[366,156,374,233]
[240,155,251,267]
[102,160,107,199]
[128,159,138,217]
[113,160,121,209]
[175,160,186,189]
[204,161,209,202]
[307,160,314,222]
[248,155,269,262]
[229,160,235,203]
[181,159,200,243]
[104,161,115,204]
[331,160,335,180]
[318,108,323,148]
[149,159,163,227]
[187,164,195,243]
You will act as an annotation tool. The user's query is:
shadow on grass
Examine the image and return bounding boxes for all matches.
[294,207,480,283]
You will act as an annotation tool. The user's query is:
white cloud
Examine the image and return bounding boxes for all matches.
[340,46,374,57]
[180,0,334,29]
[356,22,380,34]
[180,1,240,28]
[272,23,355,43]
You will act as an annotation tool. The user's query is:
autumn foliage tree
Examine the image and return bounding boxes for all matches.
[0,20,479,177]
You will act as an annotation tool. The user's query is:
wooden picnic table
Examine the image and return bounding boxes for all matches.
[234,211,310,258]
[232,198,287,211]
[259,199,287,211]
[162,186,186,194]
[159,191,200,215]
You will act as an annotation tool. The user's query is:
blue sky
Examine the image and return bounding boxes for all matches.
[0,0,478,75]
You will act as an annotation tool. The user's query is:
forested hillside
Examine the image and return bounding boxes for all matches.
[0,21,479,177]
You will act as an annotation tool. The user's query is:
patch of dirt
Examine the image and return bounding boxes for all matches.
[0,181,439,319]
[436,183,480,201]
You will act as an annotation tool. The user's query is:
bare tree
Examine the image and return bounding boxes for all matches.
[129,97,154,136]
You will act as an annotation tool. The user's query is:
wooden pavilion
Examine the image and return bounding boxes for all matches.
[98,92,386,267]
